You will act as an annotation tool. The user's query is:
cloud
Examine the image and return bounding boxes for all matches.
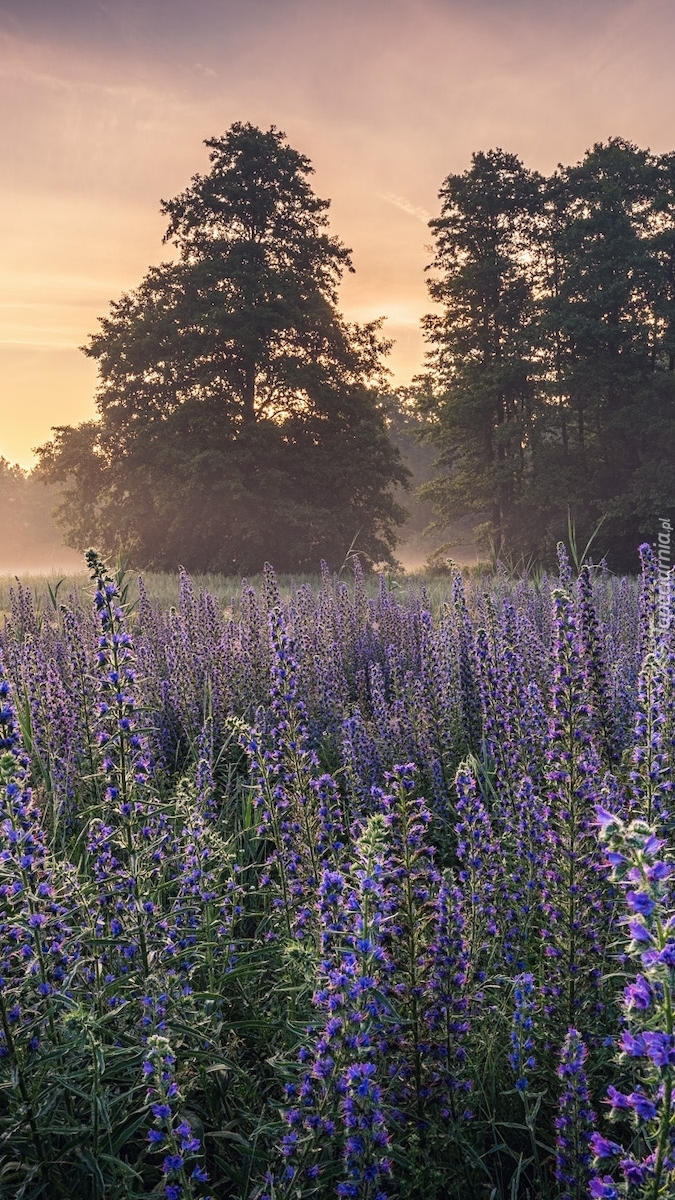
[380,193,431,224]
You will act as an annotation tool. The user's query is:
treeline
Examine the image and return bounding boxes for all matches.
[36,128,675,573]
[418,139,675,570]
[0,460,80,572]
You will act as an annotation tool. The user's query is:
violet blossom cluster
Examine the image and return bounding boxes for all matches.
[265,815,393,1199]
[509,972,536,1092]
[143,1034,212,1200]
[86,549,152,813]
[554,1027,596,1199]
[541,588,607,1036]
[589,807,675,1196]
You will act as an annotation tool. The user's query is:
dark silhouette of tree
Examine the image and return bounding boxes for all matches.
[38,123,408,573]
[534,139,675,565]
[416,150,544,559]
[418,139,675,569]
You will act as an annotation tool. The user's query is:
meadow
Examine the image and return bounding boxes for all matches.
[0,566,470,621]
[0,547,672,1199]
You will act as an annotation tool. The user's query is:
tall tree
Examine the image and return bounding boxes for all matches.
[540,140,674,565]
[416,150,544,558]
[38,123,408,573]
[419,140,675,569]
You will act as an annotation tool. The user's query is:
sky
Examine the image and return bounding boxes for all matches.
[2,0,675,468]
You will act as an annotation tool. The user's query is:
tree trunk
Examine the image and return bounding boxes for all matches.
[243,360,256,421]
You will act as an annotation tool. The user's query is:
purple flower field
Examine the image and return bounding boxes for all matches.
[0,545,673,1199]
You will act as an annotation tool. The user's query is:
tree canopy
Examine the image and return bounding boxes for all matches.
[418,138,675,570]
[38,123,408,573]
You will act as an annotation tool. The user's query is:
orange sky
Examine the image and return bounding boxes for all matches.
[2,0,675,468]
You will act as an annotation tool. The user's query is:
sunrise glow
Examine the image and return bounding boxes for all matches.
[2,0,675,466]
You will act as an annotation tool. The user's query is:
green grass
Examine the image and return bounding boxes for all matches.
[0,560,498,621]
[0,569,362,616]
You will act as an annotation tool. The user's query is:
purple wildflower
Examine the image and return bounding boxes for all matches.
[554,1028,596,1200]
